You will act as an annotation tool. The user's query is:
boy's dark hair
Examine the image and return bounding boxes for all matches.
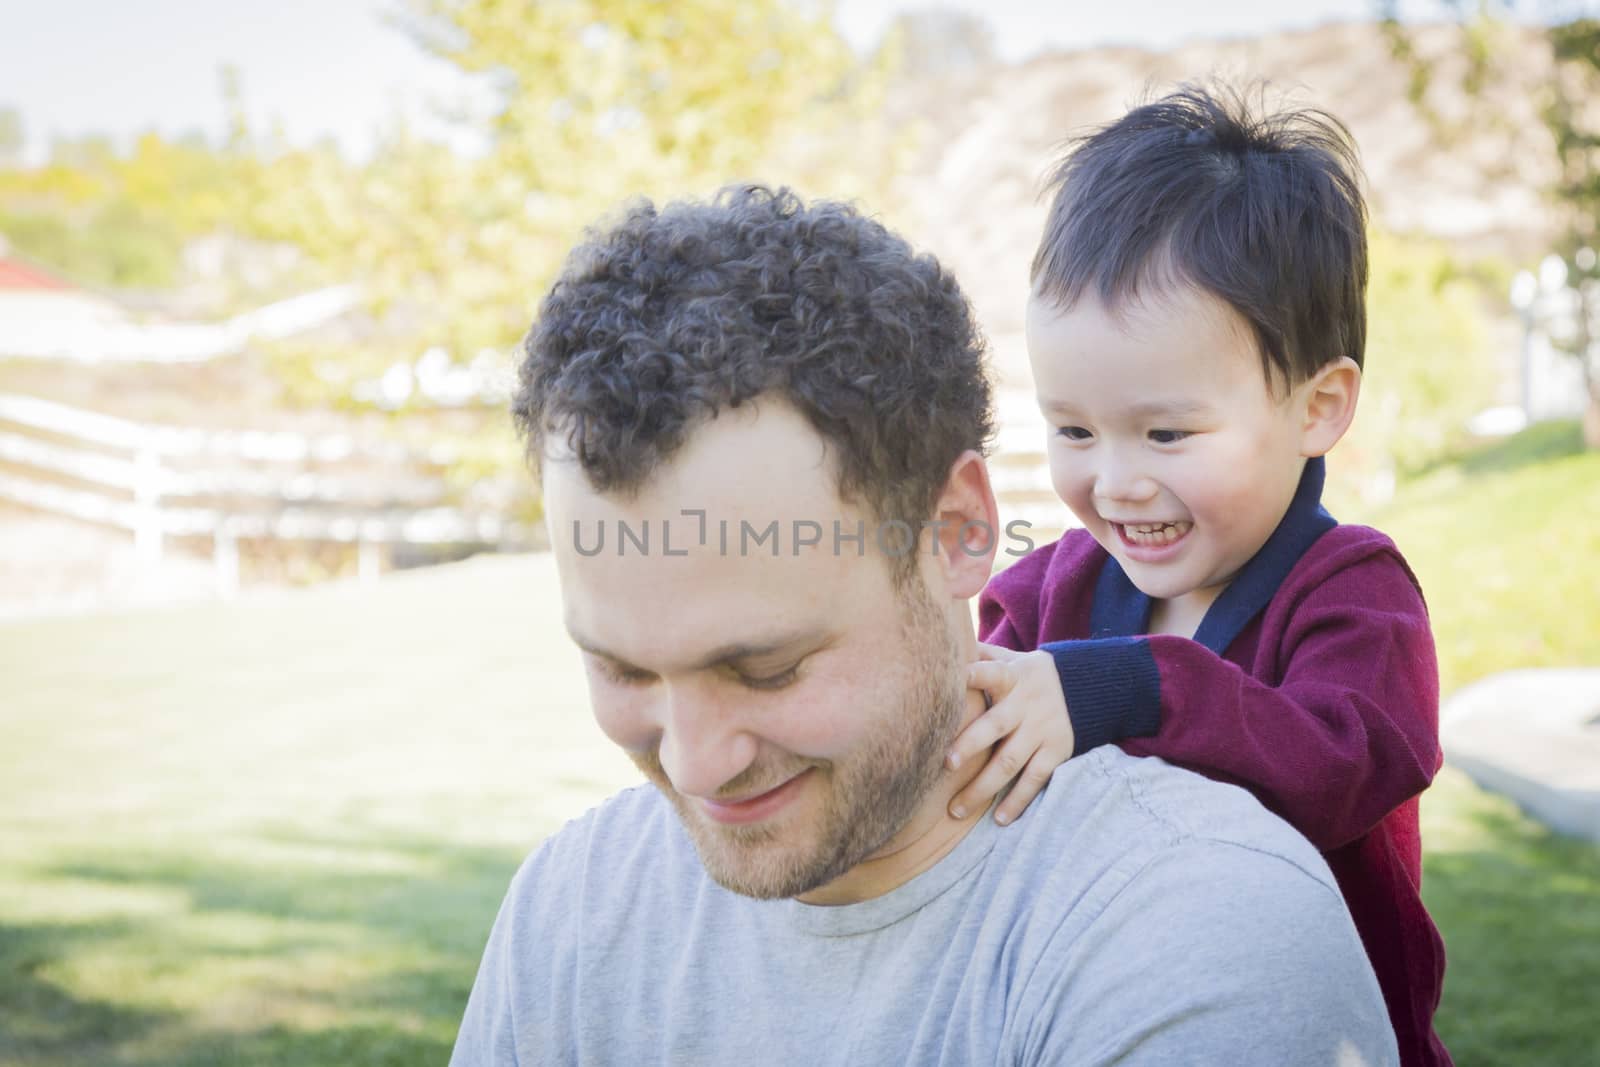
[515,184,992,543]
[1032,83,1368,388]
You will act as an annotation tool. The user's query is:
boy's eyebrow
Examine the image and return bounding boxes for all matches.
[1036,396,1210,419]
[565,624,830,672]
[1123,399,1210,419]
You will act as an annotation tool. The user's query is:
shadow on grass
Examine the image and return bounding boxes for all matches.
[51,830,521,941]
[1424,796,1600,1067]
[25,792,1600,1067]
[157,1015,453,1067]
[4,829,536,1067]
[1414,419,1586,481]
[0,919,173,1066]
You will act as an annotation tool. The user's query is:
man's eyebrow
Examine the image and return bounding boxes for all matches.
[564,625,831,671]
[687,632,833,670]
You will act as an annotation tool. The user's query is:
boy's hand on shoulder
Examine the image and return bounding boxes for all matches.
[947,642,1075,826]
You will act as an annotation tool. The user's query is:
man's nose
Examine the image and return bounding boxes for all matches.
[655,683,758,800]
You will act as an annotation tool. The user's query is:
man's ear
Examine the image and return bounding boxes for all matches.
[1298,357,1362,458]
[922,449,1000,600]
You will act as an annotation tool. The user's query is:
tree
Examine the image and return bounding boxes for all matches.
[1381,1,1600,447]
[254,0,901,375]
[1547,17,1600,446]
[0,108,22,168]
[1341,229,1498,499]
[0,124,267,289]
[880,8,997,81]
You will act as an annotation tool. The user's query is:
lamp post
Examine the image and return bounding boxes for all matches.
[1512,253,1588,426]
[1510,269,1536,424]
[1575,247,1599,447]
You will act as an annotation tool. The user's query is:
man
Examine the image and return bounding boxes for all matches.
[450,185,1399,1065]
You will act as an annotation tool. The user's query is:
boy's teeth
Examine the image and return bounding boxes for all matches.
[1120,521,1191,546]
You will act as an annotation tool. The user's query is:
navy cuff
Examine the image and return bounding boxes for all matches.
[1041,637,1162,755]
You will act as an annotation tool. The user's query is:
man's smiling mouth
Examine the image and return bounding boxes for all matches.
[700,769,814,825]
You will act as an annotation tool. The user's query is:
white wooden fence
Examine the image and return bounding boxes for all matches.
[0,393,532,595]
[988,388,1074,551]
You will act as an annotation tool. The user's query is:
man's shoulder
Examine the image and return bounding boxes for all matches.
[1015,747,1341,899]
[1002,750,1396,1064]
[531,781,668,850]
[1005,748,1367,1005]
[507,784,693,908]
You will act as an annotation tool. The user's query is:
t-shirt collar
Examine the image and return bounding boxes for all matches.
[777,804,1002,938]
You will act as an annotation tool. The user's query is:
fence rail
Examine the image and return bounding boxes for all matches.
[990,390,1074,545]
[0,392,532,594]
[2,387,1066,596]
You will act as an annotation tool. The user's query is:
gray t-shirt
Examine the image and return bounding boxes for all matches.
[451,748,1398,1065]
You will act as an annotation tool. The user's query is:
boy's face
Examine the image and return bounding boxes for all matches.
[1025,285,1314,622]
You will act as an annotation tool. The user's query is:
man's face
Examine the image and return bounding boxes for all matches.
[543,402,966,900]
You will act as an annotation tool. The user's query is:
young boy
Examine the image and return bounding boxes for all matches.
[950,86,1451,1066]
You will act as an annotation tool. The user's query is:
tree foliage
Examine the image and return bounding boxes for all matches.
[0,131,260,288]
[1380,1,1600,446]
[1341,229,1499,493]
[247,0,899,369]
[237,0,903,491]
[1,2,897,344]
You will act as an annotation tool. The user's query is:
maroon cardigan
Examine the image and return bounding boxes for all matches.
[979,458,1451,1067]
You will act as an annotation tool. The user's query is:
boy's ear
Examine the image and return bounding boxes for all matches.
[1298,357,1362,458]
[921,449,1000,600]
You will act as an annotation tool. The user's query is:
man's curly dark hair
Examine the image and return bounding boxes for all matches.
[514,185,993,539]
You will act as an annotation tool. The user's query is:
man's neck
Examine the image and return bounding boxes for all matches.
[796,686,993,906]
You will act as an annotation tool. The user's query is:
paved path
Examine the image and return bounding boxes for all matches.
[1442,668,1600,843]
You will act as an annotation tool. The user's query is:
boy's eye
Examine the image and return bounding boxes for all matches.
[1148,429,1191,444]
[1055,426,1092,441]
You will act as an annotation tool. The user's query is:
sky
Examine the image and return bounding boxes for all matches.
[0,0,1466,162]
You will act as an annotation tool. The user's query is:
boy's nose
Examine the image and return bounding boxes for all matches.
[1092,461,1159,508]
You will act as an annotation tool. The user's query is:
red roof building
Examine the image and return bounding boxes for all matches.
[0,256,73,292]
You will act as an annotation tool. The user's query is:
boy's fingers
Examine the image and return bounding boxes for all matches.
[946,711,1003,769]
[994,756,1057,825]
[966,660,1014,699]
[948,736,1034,820]
[976,641,1023,662]
[947,686,1030,767]
[967,660,1011,686]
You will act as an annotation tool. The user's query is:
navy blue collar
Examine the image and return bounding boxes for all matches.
[1088,456,1337,654]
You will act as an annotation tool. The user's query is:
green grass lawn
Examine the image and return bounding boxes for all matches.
[1374,419,1600,695]
[0,555,640,1066]
[2,421,1596,1065]
[1362,419,1600,1065]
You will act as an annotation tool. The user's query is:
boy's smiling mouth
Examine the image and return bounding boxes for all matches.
[1112,520,1193,549]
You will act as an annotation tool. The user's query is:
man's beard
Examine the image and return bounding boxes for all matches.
[632,580,965,899]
